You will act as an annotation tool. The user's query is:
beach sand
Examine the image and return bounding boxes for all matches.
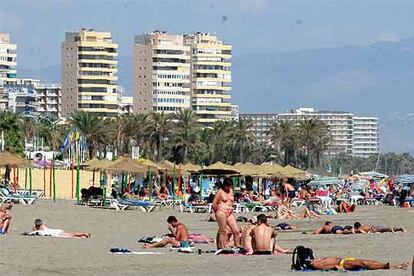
[1,200,413,276]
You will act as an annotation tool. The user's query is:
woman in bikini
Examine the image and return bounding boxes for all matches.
[212,177,241,249]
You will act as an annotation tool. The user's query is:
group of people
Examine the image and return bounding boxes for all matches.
[314,221,405,235]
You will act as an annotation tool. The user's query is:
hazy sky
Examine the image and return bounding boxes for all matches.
[2,0,414,69]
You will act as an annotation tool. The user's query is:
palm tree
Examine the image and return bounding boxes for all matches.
[68,111,110,159]
[268,120,299,166]
[145,112,172,161]
[20,117,37,143]
[228,119,253,163]
[0,111,23,154]
[171,109,200,164]
[298,119,330,169]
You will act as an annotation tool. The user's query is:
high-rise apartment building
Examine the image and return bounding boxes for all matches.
[0,33,17,87]
[133,31,191,113]
[61,29,119,117]
[36,84,62,118]
[240,108,379,158]
[352,116,379,157]
[184,33,232,126]
[120,96,133,114]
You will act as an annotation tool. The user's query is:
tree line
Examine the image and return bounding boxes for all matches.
[1,109,414,175]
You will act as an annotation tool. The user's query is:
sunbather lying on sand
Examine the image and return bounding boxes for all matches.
[277,204,320,220]
[0,203,13,235]
[310,257,408,271]
[314,221,353,234]
[275,223,297,231]
[28,219,91,238]
[144,216,191,251]
[353,222,405,233]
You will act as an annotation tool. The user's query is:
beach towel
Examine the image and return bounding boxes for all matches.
[109,248,162,255]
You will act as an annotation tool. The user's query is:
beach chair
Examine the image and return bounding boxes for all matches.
[290,198,305,208]
[0,189,37,205]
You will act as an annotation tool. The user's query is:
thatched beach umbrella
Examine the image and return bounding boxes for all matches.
[182,163,201,173]
[198,161,240,176]
[259,163,286,177]
[0,151,29,167]
[105,157,148,174]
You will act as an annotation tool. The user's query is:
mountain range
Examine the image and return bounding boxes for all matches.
[19,38,414,153]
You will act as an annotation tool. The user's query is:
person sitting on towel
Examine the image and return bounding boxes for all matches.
[249,214,291,255]
[0,203,13,235]
[144,216,190,249]
[29,219,91,238]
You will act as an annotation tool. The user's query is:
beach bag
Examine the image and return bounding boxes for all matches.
[291,245,314,271]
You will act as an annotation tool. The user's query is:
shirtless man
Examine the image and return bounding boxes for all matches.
[310,257,408,271]
[353,222,405,233]
[314,221,353,235]
[0,203,13,235]
[29,219,91,238]
[281,179,295,203]
[249,214,290,255]
[241,219,256,254]
[144,216,191,251]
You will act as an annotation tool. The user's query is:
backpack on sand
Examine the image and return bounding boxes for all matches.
[291,245,315,271]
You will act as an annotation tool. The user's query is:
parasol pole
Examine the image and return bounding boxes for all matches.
[172,163,176,201]
[24,166,28,190]
[43,156,46,194]
[13,163,17,193]
[178,163,182,194]
[29,165,32,195]
[102,171,107,207]
[71,157,74,199]
[128,173,131,193]
[199,173,203,198]
[52,153,56,202]
[92,169,95,186]
[148,168,152,200]
[49,157,52,197]
[76,148,80,204]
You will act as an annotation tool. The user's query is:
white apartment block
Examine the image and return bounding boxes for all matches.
[36,84,62,118]
[133,31,191,113]
[120,96,133,114]
[62,29,119,117]
[352,116,379,157]
[240,108,379,158]
[184,32,232,125]
[0,33,17,87]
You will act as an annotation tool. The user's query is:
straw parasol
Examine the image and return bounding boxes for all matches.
[137,158,162,171]
[259,163,286,177]
[105,157,148,174]
[84,159,114,171]
[158,160,176,172]
[182,163,201,173]
[233,162,263,176]
[0,151,29,166]
[283,165,310,180]
[198,161,240,175]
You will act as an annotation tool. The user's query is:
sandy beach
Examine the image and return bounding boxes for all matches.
[1,200,413,276]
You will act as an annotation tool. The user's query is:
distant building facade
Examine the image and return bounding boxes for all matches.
[184,33,232,126]
[133,31,191,114]
[231,104,239,121]
[240,108,379,158]
[36,84,62,118]
[61,29,119,117]
[0,33,17,87]
[120,96,133,114]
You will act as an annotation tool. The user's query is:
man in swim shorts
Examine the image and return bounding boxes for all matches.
[310,257,408,271]
[275,222,296,231]
[31,219,91,238]
[144,216,191,251]
[250,214,290,255]
[353,222,405,233]
[314,221,353,234]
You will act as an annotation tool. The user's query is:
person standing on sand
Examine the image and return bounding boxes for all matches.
[0,203,13,235]
[144,216,191,251]
[212,177,241,249]
[249,214,290,255]
[281,179,295,204]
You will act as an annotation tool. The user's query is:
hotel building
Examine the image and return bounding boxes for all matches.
[184,33,232,125]
[240,108,379,158]
[61,29,119,117]
[133,31,191,113]
[36,84,62,118]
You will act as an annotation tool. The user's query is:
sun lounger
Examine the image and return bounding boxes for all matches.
[0,189,37,205]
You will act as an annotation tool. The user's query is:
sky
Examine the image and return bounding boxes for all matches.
[2,0,414,69]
